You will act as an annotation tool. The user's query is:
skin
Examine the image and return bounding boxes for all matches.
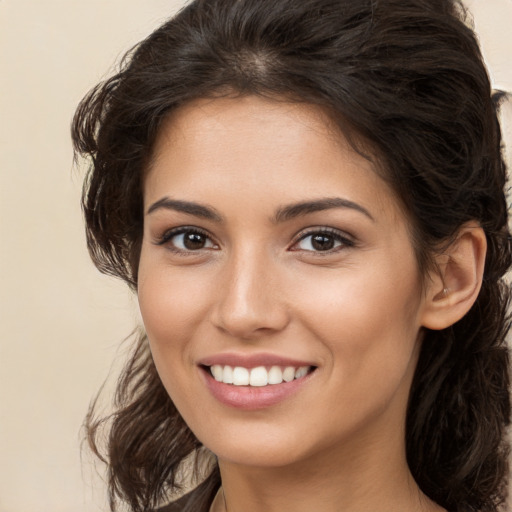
[137,95,457,512]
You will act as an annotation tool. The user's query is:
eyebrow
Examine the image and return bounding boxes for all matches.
[146,196,374,223]
[273,197,374,223]
[146,197,223,222]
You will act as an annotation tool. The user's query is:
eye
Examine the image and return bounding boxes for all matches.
[158,227,218,252]
[292,229,354,252]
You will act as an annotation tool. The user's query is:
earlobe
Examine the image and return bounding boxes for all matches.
[421,223,487,331]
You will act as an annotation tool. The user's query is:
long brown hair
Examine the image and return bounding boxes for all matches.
[72,1,511,510]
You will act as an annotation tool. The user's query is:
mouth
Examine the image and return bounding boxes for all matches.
[198,354,318,409]
[201,364,317,387]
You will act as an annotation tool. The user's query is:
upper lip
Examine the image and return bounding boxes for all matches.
[198,352,316,369]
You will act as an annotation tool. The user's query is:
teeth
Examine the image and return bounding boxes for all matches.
[249,366,268,387]
[211,364,223,382]
[295,366,309,379]
[223,365,234,384]
[233,366,250,385]
[268,365,283,384]
[282,366,295,382]
[209,365,311,386]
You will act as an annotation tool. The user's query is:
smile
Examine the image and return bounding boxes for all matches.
[199,357,318,409]
[209,365,313,387]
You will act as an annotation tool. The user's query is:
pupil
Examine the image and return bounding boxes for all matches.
[184,232,205,250]
[312,234,334,251]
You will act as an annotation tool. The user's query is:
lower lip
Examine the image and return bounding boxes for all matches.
[200,368,315,410]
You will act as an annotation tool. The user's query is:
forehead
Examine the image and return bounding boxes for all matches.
[150,95,351,169]
[145,95,401,222]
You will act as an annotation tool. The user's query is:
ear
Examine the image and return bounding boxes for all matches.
[421,222,487,330]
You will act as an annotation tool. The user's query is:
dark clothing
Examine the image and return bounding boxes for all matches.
[156,478,219,512]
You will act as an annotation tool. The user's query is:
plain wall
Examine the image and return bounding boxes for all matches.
[0,1,511,511]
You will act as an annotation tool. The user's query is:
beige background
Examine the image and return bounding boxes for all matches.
[1,1,511,511]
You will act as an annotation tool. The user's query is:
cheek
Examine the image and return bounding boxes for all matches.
[294,274,422,436]
[137,262,209,408]
[137,253,212,359]
[291,258,423,376]
[297,261,419,330]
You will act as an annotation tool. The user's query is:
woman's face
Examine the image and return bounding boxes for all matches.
[138,96,432,469]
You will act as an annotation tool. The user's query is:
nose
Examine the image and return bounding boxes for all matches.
[210,248,290,340]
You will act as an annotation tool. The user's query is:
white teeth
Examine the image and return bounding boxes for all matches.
[249,366,268,387]
[232,366,250,385]
[211,364,223,382]
[268,365,283,384]
[223,365,234,384]
[282,366,295,382]
[209,364,312,386]
[295,366,309,379]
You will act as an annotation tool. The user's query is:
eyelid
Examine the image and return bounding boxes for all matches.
[155,225,218,250]
[289,227,355,252]
[153,225,354,254]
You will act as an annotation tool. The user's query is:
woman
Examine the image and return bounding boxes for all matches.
[72,0,511,511]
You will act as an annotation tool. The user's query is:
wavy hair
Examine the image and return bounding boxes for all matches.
[72,0,512,510]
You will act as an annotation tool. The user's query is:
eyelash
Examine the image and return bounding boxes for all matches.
[155,226,354,254]
[291,228,355,253]
[156,226,218,254]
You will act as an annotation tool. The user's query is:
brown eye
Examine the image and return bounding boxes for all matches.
[293,229,354,253]
[311,234,335,251]
[159,228,217,251]
[183,232,208,250]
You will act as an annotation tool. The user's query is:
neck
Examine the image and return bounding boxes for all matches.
[214,430,443,512]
